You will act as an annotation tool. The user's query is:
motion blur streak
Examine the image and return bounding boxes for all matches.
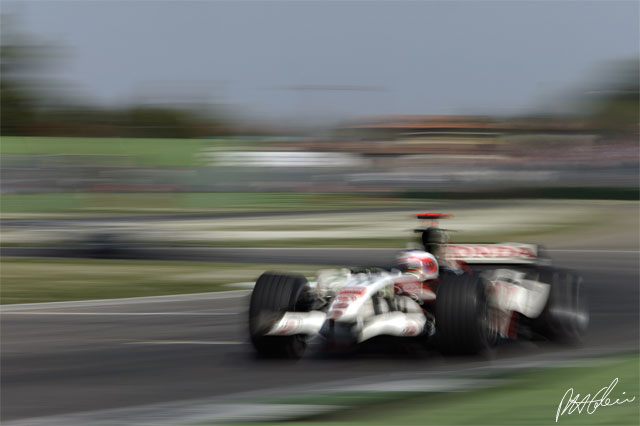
[1,1,638,425]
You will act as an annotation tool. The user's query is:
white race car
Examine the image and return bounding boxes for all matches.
[248,213,589,358]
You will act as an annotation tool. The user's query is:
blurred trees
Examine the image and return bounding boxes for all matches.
[1,14,230,138]
[1,15,40,135]
[586,58,639,134]
[0,76,36,135]
[1,12,637,138]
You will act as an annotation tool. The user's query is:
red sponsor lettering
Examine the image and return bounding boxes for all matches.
[278,319,299,335]
[338,287,367,296]
[402,320,421,336]
[336,294,358,303]
[517,247,536,258]
[395,281,422,296]
[403,325,418,335]
[445,244,535,259]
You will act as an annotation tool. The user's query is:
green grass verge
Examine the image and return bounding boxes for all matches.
[243,354,639,425]
[0,192,409,214]
[0,136,216,166]
[0,258,328,304]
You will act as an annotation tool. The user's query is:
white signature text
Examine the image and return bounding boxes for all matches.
[556,377,636,422]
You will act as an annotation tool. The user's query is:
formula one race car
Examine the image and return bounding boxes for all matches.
[248,213,589,358]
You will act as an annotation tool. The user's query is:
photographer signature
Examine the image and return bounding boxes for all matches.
[556,377,636,422]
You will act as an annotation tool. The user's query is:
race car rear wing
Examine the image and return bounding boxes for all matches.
[415,213,453,220]
[415,213,452,227]
[414,213,540,264]
[443,243,539,264]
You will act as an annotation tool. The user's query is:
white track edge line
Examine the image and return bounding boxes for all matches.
[0,289,250,311]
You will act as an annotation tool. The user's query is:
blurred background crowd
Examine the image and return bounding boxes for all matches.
[1,3,638,210]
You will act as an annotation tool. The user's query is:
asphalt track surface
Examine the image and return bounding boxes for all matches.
[1,249,638,423]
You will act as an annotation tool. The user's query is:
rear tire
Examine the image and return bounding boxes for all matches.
[249,272,310,359]
[435,272,493,355]
[533,268,588,343]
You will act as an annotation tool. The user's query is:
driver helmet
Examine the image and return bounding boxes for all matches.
[395,251,439,281]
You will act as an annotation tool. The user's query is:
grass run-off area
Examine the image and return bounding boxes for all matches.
[247,354,639,425]
[0,258,328,304]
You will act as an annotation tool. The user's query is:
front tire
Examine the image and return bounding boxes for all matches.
[249,272,310,359]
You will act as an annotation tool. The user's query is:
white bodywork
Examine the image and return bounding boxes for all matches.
[483,269,550,318]
[267,270,428,342]
[265,245,552,342]
[482,268,551,338]
[266,311,326,336]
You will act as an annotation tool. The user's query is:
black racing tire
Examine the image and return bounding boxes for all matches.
[435,271,494,355]
[249,271,310,359]
[532,268,588,344]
